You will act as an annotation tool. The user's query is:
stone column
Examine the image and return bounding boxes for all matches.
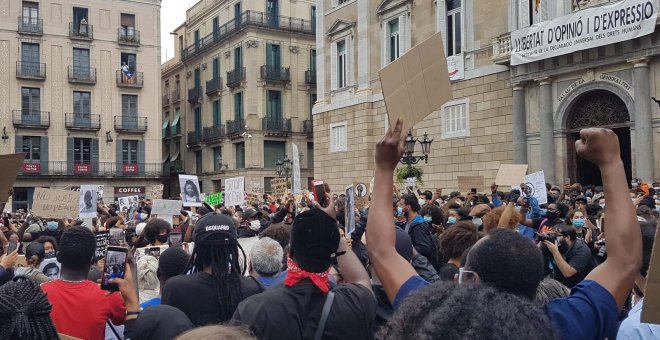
[538,78,556,184]
[631,58,654,181]
[512,84,527,164]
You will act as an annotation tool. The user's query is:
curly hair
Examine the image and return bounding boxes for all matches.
[0,277,58,340]
[438,222,477,259]
[377,281,556,340]
[482,206,523,233]
[259,223,291,251]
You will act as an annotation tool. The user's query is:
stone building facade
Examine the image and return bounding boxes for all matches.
[161,0,316,197]
[0,0,163,209]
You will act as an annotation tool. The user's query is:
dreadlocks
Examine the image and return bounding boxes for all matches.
[0,276,58,340]
[184,241,247,322]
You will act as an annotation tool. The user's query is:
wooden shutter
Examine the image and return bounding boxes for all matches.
[399,14,409,55]
[381,22,388,67]
[345,36,353,86]
[116,139,123,175]
[330,42,338,90]
[91,138,99,174]
[519,0,530,28]
[15,135,23,154]
[138,140,145,175]
[40,136,48,173]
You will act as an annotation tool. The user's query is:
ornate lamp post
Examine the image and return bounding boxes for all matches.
[275,155,292,181]
[399,132,433,167]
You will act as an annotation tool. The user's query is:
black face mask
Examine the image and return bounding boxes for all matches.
[546,211,558,220]
[44,252,56,259]
[156,234,169,244]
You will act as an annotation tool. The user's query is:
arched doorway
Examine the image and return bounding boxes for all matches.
[566,90,632,186]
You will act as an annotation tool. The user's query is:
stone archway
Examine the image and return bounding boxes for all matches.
[564,89,632,185]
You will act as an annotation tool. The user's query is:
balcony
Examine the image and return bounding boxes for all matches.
[181,10,314,61]
[227,68,246,88]
[68,66,97,84]
[162,94,170,107]
[18,161,168,178]
[16,61,46,80]
[116,70,143,88]
[114,116,147,132]
[170,159,184,174]
[261,65,291,83]
[170,120,182,137]
[187,131,202,147]
[226,119,246,137]
[202,125,225,144]
[12,110,50,128]
[492,33,512,65]
[65,113,101,131]
[262,117,292,136]
[171,90,181,103]
[305,69,316,85]
[188,86,203,104]
[118,28,140,45]
[18,17,42,35]
[206,78,223,96]
[302,120,313,136]
[69,22,93,40]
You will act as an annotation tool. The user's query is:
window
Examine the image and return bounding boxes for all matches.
[22,1,39,20]
[519,0,544,27]
[195,150,202,174]
[267,90,282,120]
[22,136,40,161]
[120,13,136,34]
[73,138,91,164]
[307,142,314,169]
[333,0,351,6]
[194,30,200,48]
[441,98,470,139]
[73,91,91,114]
[447,0,462,56]
[212,57,220,79]
[194,107,202,134]
[331,38,351,90]
[264,141,286,169]
[311,6,316,30]
[122,140,138,163]
[73,48,90,77]
[212,16,219,32]
[388,19,400,62]
[121,53,137,73]
[234,46,242,69]
[122,95,138,116]
[72,7,88,33]
[178,35,183,54]
[234,92,243,120]
[310,49,316,71]
[264,176,275,193]
[309,93,317,119]
[266,0,279,26]
[21,87,40,114]
[330,122,347,152]
[213,147,222,171]
[212,100,221,126]
[266,43,281,69]
[235,142,245,169]
[20,43,40,76]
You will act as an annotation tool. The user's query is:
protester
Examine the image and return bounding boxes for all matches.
[162,213,263,326]
[130,305,194,340]
[239,208,263,238]
[398,194,440,270]
[248,237,284,288]
[137,255,160,303]
[437,221,478,281]
[35,235,58,259]
[0,276,58,340]
[232,208,376,339]
[140,247,190,309]
[14,242,49,283]
[543,224,594,288]
[0,250,17,283]
[176,325,257,340]
[533,277,571,308]
[42,226,126,340]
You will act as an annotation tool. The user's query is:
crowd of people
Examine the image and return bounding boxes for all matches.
[0,120,658,339]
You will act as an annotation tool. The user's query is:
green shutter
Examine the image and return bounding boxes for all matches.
[15,136,23,155]
[264,141,285,169]
[67,137,74,175]
[116,139,123,174]
[40,136,48,173]
[236,142,245,169]
[213,100,221,126]
[91,138,99,174]
[307,142,314,169]
[138,140,145,175]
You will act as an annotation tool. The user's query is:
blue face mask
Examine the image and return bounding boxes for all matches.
[514,206,522,213]
[539,208,547,217]
[47,221,59,232]
[447,216,457,224]
[396,207,404,216]
[573,218,586,228]
[423,216,432,223]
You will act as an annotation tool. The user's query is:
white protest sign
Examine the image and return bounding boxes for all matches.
[79,185,99,219]
[151,199,182,216]
[292,143,301,194]
[225,177,245,207]
[345,184,356,236]
[511,0,659,65]
[405,177,417,188]
[512,171,548,205]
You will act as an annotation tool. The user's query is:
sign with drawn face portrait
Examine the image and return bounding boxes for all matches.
[179,175,202,207]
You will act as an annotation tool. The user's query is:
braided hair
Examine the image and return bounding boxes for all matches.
[183,241,247,322]
[0,276,58,340]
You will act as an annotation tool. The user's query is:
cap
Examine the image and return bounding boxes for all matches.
[193,213,237,245]
[290,209,340,273]
[574,196,588,204]
[394,227,413,262]
[135,223,146,236]
[242,208,261,220]
[25,242,45,260]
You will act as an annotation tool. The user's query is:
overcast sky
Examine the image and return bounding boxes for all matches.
[161,0,198,63]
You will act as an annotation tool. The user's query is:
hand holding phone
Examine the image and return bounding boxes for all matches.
[312,180,328,208]
[7,240,18,254]
[101,246,128,291]
[169,232,183,248]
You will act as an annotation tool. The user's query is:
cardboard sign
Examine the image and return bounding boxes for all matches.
[151,199,183,216]
[32,188,80,219]
[225,177,245,207]
[380,33,452,135]
[458,176,485,193]
[251,182,263,194]
[205,192,224,207]
[79,185,99,219]
[292,143,302,194]
[494,164,529,186]
[246,193,261,207]
[642,225,660,324]
[345,185,356,236]
[150,184,164,200]
[0,153,27,203]
[354,182,370,211]
[95,231,110,260]
[271,178,289,196]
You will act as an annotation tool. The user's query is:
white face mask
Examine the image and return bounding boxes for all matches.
[472,217,483,227]
[249,220,261,231]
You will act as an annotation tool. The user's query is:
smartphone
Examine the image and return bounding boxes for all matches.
[564,178,571,186]
[101,246,128,291]
[148,247,161,258]
[169,232,183,248]
[312,180,328,208]
[7,240,18,254]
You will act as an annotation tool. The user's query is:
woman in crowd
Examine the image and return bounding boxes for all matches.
[14,243,49,283]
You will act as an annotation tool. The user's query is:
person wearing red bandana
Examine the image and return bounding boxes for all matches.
[232,206,376,340]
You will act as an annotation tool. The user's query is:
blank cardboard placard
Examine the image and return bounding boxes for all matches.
[494,164,529,186]
[32,188,80,219]
[151,199,183,216]
[0,153,27,203]
[458,176,485,193]
[380,33,452,135]
[642,226,660,324]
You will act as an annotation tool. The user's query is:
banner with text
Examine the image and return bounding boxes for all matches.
[32,188,80,219]
[205,192,224,207]
[225,177,245,207]
[511,0,658,65]
[292,143,301,194]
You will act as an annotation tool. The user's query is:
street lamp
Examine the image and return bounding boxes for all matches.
[276,154,292,180]
[400,131,433,167]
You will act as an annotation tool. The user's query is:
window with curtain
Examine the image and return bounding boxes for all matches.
[73,138,91,163]
[122,140,138,163]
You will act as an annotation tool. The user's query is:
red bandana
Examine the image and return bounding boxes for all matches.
[284,256,330,293]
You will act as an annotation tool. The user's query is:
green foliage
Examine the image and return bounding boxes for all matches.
[395,166,424,184]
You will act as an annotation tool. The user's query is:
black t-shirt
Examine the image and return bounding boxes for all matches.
[232,279,376,340]
[552,239,593,288]
[438,263,459,281]
[162,272,263,326]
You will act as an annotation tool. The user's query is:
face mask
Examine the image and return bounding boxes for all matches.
[514,206,522,213]
[447,216,457,224]
[632,182,639,187]
[546,211,558,220]
[423,216,432,223]
[472,217,482,227]
[419,199,427,207]
[586,192,593,198]
[140,213,149,220]
[269,213,276,220]
[539,209,547,217]
[47,222,59,232]
[45,252,56,259]
[396,207,404,216]
[455,201,463,206]
[599,204,605,209]
[156,234,169,244]
[250,220,261,231]
[654,186,660,191]
[573,218,586,228]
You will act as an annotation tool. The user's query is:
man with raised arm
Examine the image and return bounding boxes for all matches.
[367,120,641,339]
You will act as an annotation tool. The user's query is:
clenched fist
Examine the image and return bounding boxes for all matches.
[575,128,621,168]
